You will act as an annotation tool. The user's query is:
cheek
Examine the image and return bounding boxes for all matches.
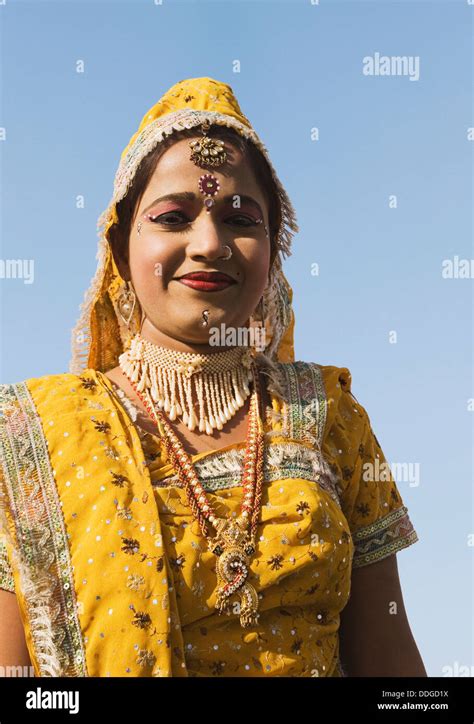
[128,235,180,289]
[240,240,270,284]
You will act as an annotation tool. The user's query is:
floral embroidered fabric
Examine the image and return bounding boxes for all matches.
[0,361,418,677]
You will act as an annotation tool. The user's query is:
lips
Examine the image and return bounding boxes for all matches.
[176,271,237,292]
[178,271,236,282]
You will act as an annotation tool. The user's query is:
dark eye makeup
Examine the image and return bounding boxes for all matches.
[145,210,262,228]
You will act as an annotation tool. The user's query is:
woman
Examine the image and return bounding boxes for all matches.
[0,77,426,677]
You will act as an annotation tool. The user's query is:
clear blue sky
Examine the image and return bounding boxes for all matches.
[0,0,472,677]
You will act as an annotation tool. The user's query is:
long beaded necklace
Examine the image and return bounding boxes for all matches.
[121,354,265,629]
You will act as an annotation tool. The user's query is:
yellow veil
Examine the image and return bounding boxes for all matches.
[69,77,299,373]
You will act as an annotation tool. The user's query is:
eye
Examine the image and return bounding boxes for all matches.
[148,211,188,225]
[227,215,259,226]
[146,211,260,228]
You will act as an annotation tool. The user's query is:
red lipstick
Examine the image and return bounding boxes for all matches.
[176,271,236,292]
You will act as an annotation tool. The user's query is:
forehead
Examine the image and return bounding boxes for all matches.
[151,136,257,186]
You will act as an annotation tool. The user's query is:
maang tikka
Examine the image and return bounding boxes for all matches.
[189,118,227,168]
[189,121,226,214]
[189,122,269,238]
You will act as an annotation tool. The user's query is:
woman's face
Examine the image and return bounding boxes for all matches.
[116,136,272,352]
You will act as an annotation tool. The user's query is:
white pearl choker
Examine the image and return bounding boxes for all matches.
[118,334,255,436]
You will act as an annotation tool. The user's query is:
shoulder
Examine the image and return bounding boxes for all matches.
[314,364,376,456]
[1,368,102,389]
[274,358,370,432]
[316,363,353,398]
[0,369,106,417]
[266,357,353,401]
[258,356,366,444]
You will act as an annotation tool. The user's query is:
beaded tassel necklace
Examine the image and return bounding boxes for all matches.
[119,334,254,436]
[120,342,265,628]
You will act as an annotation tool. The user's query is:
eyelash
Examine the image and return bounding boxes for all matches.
[146,211,261,229]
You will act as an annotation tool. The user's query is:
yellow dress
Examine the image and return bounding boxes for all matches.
[0,361,418,677]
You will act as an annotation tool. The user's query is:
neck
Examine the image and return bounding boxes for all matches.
[139,317,251,356]
[119,326,257,435]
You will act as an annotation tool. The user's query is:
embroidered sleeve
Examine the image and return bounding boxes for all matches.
[327,371,419,568]
[0,535,15,593]
[0,388,16,593]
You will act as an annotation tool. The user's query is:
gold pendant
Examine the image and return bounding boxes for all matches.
[211,518,259,628]
[189,136,227,168]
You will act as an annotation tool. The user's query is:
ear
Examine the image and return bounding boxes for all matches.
[108,227,131,282]
[115,254,131,283]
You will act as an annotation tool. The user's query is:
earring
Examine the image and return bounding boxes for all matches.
[221,245,232,260]
[117,280,136,328]
[251,295,265,324]
[139,306,146,333]
[252,295,266,353]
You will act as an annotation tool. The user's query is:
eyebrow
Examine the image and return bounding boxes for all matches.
[141,192,263,217]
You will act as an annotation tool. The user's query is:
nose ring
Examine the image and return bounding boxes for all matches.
[222,245,232,260]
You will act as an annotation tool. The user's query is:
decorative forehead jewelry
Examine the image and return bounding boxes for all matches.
[189,120,227,168]
[222,245,232,260]
[119,333,255,436]
[198,173,220,213]
[120,335,264,628]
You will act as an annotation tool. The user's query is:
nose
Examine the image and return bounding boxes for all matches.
[186,212,227,261]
